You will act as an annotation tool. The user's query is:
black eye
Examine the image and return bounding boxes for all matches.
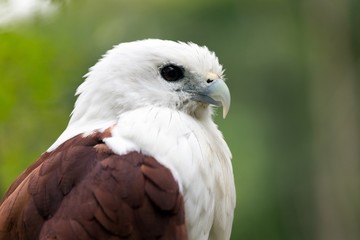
[160,64,184,82]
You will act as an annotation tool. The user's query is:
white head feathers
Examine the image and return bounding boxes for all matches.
[49,39,230,151]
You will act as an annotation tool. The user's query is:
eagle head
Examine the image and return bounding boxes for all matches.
[69,39,230,127]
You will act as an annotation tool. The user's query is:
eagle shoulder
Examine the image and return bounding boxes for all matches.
[0,130,187,240]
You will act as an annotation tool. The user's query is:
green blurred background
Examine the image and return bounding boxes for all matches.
[1,0,359,239]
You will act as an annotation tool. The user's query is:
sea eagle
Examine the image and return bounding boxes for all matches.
[0,39,236,240]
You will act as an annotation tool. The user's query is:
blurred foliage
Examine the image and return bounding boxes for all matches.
[0,0,359,239]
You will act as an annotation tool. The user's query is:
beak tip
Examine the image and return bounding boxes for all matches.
[223,110,228,119]
[222,103,230,119]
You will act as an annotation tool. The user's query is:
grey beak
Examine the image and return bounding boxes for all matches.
[192,80,231,118]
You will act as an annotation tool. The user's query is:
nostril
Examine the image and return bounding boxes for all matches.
[207,79,214,84]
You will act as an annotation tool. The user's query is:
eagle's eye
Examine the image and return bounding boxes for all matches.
[160,64,184,82]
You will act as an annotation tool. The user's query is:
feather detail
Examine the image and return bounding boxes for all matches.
[0,130,187,240]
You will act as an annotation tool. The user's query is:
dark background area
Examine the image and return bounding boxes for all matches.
[1,0,359,239]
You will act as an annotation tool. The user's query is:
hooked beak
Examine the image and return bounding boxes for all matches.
[192,79,231,118]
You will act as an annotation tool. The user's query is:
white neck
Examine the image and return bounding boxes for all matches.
[105,106,235,240]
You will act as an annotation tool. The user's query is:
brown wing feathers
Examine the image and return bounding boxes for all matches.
[0,131,187,240]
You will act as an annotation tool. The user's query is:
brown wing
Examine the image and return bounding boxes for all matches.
[0,131,187,240]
